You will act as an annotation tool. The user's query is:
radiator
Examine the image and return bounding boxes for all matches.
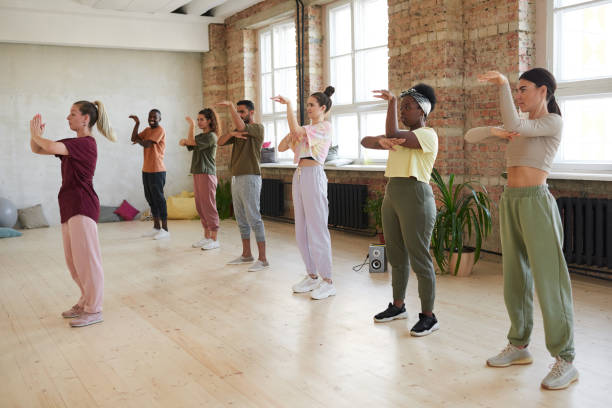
[260,179,284,217]
[327,183,368,229]
[557,197,612,268]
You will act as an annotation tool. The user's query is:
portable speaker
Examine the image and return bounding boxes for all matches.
[369,244,387,273]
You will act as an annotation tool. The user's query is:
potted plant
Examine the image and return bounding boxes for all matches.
[430,168,493,276]
[215,178,233,220]
[364,190,385,244]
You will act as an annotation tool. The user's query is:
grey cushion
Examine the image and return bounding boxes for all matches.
[325,145,339,162]
[17,204,49,229]
[261,147,277,163]
[99,206,121,223]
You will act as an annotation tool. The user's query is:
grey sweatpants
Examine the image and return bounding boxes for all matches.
[231,175,266,242]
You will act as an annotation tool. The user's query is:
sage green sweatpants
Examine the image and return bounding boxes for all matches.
[382,177,437,312]
[500,185,575,362]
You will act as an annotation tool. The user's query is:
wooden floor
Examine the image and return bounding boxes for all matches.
[1,219,611,407]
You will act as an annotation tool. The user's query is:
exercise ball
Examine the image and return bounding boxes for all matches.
[0,197,18,228]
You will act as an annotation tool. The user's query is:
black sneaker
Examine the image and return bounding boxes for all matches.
[374,303,408,323]
[410,313,439,337]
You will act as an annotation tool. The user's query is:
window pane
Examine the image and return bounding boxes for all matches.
[556,96,612,162]
[329,4,352,57]
[332,113,359,159]
[360,110,387,161]
[260,30,272,73]
[330,55,353,105]
[556,3,612,80]
[273,23,296,69]
[354,0,388,50]
[273,67,297,112]
[355,48,388,102]
[275,119,293,160]
[555,0,595,7]
[262,120,275,144]
[261,73,273,114]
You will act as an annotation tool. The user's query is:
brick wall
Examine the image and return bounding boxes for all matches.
[202,0,610,251]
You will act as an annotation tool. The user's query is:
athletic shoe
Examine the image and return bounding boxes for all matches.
[153,229,170,240]
[311,281,336,300]
[487,344,533,367]
[541,357,579,390]
[192,238,211,248]
[410,313,439,337]
[227,255,255,265]
[69,312,103,327]
[142,228,160,237]
[201,240,220,250]
[247,260,270,272]
[374,303,408,323]
[61,304,82,318]
[292,275,320,293]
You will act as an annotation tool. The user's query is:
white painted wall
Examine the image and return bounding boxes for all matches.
[0,43,204,225]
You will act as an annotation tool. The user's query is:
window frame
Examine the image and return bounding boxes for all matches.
[545,0,612,174]
[324,0,389,164]
[257,19,298,162]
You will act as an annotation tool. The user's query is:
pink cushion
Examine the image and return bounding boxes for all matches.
[113,200,139,221]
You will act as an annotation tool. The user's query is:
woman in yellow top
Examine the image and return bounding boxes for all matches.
[361,84,439,336]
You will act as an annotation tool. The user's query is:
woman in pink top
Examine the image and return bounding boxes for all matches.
[272,86,336,300]
[29,100,116,327]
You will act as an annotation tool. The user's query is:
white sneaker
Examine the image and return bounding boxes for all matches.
[292,275,320,293]
[153,229,170,240]
[487,344,533,367]
[541,357,579,390]
[192,238,211,248]
[201,240,220,250]
[227,255,255,265]
[142,228,160,237]
[310,281,336,300]
[247,260,270,272]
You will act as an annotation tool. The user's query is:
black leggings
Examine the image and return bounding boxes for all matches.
[142,171,167,219]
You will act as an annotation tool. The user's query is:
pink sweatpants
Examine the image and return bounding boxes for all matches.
[193,173,220,232]
[61,215,104,313]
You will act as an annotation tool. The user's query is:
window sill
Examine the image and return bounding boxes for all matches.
[260,162,386,172]
[548,172,612,182]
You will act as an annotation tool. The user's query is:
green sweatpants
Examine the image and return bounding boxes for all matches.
[500,185,575,362]
[382,177,437,312]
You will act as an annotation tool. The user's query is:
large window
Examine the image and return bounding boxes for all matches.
[327,0,389,162]
[549,0,612,172]
[259,21,297,161]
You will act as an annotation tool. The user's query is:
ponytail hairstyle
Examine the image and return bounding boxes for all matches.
[310,86,335,113]
[519,68,561,116]
[198,108,222,136]
[74,100,117,141]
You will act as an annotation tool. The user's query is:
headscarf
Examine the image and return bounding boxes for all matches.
[400,88,432,117]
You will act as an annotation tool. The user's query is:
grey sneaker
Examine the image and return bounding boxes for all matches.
[227,255,255,265]
[247,260,270,272]
[541,357,579,390]
[487,344,533,367]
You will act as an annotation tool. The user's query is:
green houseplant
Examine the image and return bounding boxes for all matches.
[364,190,385,243]
[430,168,493,276]
[216,178,233,220]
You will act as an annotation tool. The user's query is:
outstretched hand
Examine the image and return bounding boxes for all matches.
[185,116,195,126]
[271,95,291,105]
[215,101,234,108]
[378,137,403,150]
[229,131,248,140]
[29,114,45,139]
[478,71,508,85]
[372,90,396,101]
[128,115,140,123]
[491,127,519,141]
[179,138,187,146]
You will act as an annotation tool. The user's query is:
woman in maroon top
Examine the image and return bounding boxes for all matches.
[29,100,116,327]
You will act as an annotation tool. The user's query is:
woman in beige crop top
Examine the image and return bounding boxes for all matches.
[466,68,578,390]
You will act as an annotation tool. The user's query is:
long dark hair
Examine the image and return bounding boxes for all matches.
[311,86,335,113]
[519,68,561,116]
[199,108,222,135]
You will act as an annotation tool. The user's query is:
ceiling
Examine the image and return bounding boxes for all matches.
[72,0,263,18]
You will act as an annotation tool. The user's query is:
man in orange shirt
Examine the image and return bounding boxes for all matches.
[129,109,169,240]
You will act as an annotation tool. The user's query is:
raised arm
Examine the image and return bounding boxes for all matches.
[373,90,421,149]
[29,114,68,155]
[129,115,154,148]
[184,116,196,146]
[361,135,403,150]
[216,101,245,131]
[278,133,294,152]
[270,96,307,139]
